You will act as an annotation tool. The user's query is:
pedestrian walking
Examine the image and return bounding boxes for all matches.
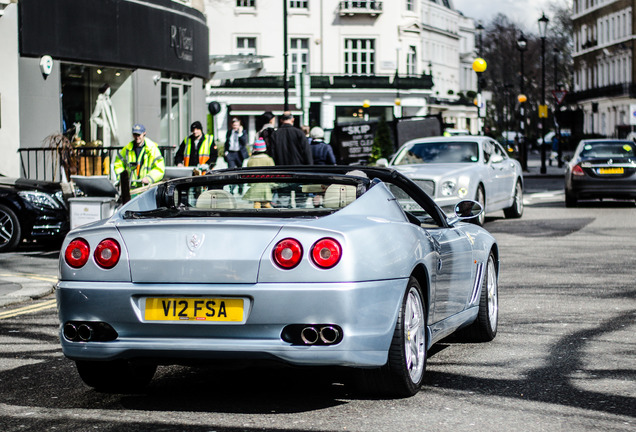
[113,123,165,189]
[270,113,313,165]
[258,111,277,156]
[224,118,248,168]
[309,126,336,165]
[244,137,275,208]
[174,121,217,169]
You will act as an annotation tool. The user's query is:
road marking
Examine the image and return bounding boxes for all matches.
[0,299,57,320]
[0,273,58,283]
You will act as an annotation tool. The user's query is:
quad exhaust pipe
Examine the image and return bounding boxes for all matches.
[62,321,118,342]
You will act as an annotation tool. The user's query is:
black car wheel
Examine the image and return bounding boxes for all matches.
[0,204,21,253]
[565,190,578,207]
[458,251,498,342]
[76,360,157,393]
[472,186,486,226]
[503,180,523,218]
[357,276,427,397]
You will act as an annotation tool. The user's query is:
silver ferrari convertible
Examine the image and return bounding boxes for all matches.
[57,166,499,397]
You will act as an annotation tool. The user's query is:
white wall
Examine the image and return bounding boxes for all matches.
[0,4,20,177]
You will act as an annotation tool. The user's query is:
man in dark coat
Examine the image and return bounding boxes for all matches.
[224,118,248,168]
[271,113,313,165]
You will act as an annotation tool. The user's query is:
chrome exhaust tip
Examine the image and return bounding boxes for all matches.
[319,326,340,344]
[300,326,319,345]
[77,324,94,341]
[63,323,78,341]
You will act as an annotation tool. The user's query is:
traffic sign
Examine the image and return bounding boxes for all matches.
[552,89,567,105]
[539,105,548,118]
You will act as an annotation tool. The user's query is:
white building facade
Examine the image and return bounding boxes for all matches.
[571,0,635,137]
[204,0,480,142]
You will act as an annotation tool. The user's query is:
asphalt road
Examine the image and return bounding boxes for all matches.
[0,177,634,432]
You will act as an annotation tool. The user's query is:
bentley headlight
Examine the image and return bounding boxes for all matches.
[18,191,61,210]
[440,180,457,197]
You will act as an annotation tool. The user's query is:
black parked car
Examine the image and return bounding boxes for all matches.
[0,177,69,252]
[565,139,636,207]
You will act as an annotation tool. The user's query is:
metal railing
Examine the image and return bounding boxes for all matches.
[18,146,177,182]
[338,1,383,14]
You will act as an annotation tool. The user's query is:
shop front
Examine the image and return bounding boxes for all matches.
[0,0,209,179]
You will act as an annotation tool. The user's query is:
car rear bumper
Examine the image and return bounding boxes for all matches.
[56,279,408,367]
[567,178,636,199]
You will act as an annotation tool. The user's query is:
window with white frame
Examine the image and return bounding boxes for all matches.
[344,39,375,75]
[406,45,417,76]
[236,0,255,7]
[290,38,309,74]
[289,0,308,8]
[236,37,257,55]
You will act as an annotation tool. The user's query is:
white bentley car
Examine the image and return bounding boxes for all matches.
[389,136,524,225]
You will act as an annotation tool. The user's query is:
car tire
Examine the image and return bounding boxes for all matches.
[471,186,485,226]
[76,360,156,392]
[503,180,523,218]
[565,191,577,207]
[0,204,22,253]
[458,251,498,342]
[357,276,427,397]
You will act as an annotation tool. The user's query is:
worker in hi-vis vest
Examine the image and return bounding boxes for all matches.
[113,123,165,188]
[174,121,218,168]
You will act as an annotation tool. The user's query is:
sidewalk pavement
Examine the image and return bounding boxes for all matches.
[0,151,565,309]
[0,272,56,308]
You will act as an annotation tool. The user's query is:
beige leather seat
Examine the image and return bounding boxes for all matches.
[323,184,356,208]
[195,189,236,209]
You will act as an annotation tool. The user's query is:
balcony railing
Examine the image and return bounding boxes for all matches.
[566,83,636,103]
[221,73,433,90]
[338,1,383,16]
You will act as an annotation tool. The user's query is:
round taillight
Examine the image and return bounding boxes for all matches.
[94,239,121,269]
[311,238,342,269]
[273,238,303,269]
[65,238,90,268]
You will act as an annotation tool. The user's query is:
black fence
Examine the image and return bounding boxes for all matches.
[18,146,177,182]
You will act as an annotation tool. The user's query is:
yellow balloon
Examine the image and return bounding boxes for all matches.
[517,94,528,103]
[472,58,487,73]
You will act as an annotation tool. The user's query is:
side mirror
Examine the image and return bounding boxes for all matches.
[490,154,504,164]
[375,158,389,167]
[447,200,483,225]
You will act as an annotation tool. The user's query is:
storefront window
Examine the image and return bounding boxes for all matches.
[61,64,133,148]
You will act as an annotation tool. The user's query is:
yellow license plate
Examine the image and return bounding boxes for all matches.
[599,167,624,174]
[144,297,244,322]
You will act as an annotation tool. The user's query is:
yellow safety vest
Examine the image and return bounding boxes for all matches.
[183,134,215,166]
[113,138,165,188]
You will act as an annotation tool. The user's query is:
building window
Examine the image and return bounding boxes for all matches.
[406,45,417,76]
[290,38,309,74]
[344,38,375,75]
[289,0,308,8]
[236,0,255,7]
[236,37,257,55]
[406,0,414,11]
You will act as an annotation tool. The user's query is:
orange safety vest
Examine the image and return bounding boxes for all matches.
[183,134,215,166]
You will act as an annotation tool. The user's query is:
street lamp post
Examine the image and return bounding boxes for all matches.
[283,0,289,111]
[554,47,563,168]
[517,32,528,171]
[474,23,485,134]
[538,12,549,174]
